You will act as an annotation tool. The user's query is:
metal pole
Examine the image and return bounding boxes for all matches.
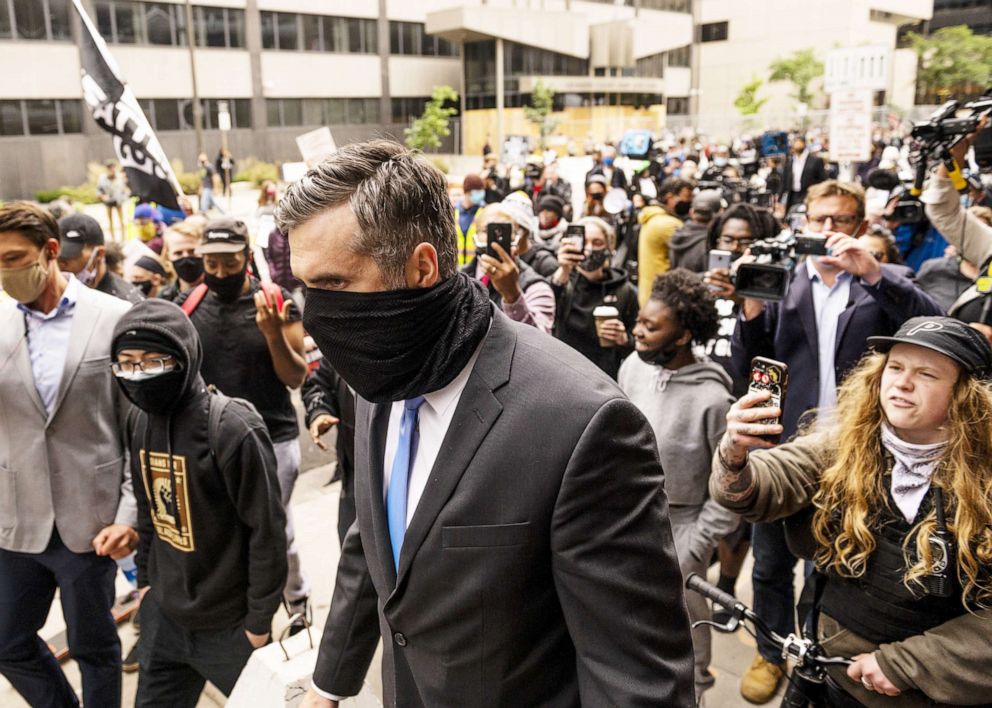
[496,37,504,162]
[218,100,231,208]
[184,0,204,158]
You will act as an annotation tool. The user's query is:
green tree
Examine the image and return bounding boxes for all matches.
[524,80,559,148]
[906,25,992,101]
[768,49,824,106]
[404,85,459,152]
[734,76,768,116]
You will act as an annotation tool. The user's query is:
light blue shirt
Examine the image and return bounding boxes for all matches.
[17,275,79,415]
[806,258,851,415]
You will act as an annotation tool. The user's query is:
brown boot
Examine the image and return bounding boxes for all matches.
[740,654,785,704]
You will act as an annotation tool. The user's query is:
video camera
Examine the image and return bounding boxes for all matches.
[697,177,775,209]
[735,230,829,301]
[910,89,992,193]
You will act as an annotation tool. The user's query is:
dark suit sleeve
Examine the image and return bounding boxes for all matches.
[811,156,827,186]
[551,398,695,706]
[302,358,341,427]
[862,265,945,321]
[312,522,381,697]
[731,304,779,383]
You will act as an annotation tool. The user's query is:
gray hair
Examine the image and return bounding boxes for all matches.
[275,140,458,287]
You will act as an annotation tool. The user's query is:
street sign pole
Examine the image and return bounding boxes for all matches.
[218,100,232,209]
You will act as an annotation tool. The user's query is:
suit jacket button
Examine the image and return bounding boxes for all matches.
[393,632,407,647]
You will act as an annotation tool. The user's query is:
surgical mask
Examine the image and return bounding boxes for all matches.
[674,200,692,218]
[603,156,615,166]
[204,267,247,302]
[172,256,204,283]
[0,251,50,304]
[133,280,154,296]
[714,157,728,167]
[579,248,611,272]
[77,248,101,287]
[470,190,486,206]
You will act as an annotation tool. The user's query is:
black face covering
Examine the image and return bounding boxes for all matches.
[133,280,154,296]
[580,248,611,272]
[303,273,492,403]
[674,200,692,218]
[637,346,679,366]
[204,269,246,302]
[117,369,187,415]
[172,256,204,283]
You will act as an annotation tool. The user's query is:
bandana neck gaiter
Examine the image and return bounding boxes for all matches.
[303,272,492,403]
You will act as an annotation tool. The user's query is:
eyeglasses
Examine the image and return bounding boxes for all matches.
[807,214,860,228]
[111,357,181,376]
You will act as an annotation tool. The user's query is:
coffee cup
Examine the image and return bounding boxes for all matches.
[593,305,620,347]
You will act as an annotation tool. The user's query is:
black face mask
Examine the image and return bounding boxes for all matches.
[303,273,492,403]
[674,200,692,217]
[579,248,611,272]
[589,192,605,202]
[636,327,687,366]
[133,280,154,296]
[204,269,246,302]
[116,369,187,415]
[172,256,204,283]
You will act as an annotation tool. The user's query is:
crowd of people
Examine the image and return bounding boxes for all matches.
[0,116,991,708]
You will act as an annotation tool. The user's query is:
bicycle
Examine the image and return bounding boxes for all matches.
[685,573,864,708]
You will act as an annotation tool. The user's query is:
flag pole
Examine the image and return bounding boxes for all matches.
[184,0,205,158]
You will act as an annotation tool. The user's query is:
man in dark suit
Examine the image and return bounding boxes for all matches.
[780,136,827,211]
[277,140,694,708]
[729,180,943,704]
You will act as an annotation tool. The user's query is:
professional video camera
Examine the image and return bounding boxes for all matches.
[909,89,992,195]
[697,176,775,209]
[735,230,830,301]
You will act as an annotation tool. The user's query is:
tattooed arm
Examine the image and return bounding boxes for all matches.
[710,391,829,522]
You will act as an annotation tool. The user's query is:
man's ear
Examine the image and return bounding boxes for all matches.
[405,242,440,289]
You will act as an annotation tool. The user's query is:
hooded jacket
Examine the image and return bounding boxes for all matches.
[637,206,683,304]
[113,299,288,635]
[669,219,710,274]
[553,266,639,379]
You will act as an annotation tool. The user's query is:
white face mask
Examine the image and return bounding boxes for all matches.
[76,248,101,287]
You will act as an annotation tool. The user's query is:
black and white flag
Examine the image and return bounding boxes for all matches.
[72,0,183,210]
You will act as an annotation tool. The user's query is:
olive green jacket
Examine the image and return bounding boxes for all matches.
[710,433,992,706]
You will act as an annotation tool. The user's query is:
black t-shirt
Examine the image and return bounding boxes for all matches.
[702,298,748,398]
[177,278,301,442]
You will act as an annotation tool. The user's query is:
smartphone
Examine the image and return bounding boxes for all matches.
[794,234,829,257]
[708,249,733,272]
[747,357,789,442]
[565,224,586,253]
[487,222,513,259]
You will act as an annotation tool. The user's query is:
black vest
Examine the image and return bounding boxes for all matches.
[820,485,967,645]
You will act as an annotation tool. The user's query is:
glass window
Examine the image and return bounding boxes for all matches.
[266,99,281,127]
[49,0,71,40]
[389,20,401,54]
[227,9,244,47]
[321,99,342,124]
[346,98,366,124]
[282,99,303,126]
[60,99,82,133]
[144,3,174,45]
[421,30,436,57]
[302,14,322,51]
[362,18,377,53]
[198,6,226,47]
[347,18,364,53]
[277,12,298,51]
[115,1,140,44]
[26,100,59,135]
[233,99,251,128]
[302,98,323,125]
[365,98,380,123]
[13,0,48,39]
[0,0,11,39]
[154,98,180,130]
[324,16,346,52]
[700,21,728,42]
[667,45,690,67]
[0,100,23,136]
[260,10,276,49]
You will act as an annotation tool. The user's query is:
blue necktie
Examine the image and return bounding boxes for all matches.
[386,396,425,572]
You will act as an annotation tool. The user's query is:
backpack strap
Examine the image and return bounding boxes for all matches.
[181,283,209,317]
[206,385,227,469]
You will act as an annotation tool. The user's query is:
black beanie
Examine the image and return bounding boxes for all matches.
[537,195,565,218]
[113,327,184,363]
[134,255,167,278]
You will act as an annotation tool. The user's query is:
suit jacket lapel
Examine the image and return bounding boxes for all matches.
[4,309,47,419]
[366,401,397,587]
[791,271,819,356]
[393,310,515,589]
[48,292,97,424]
[835,280,871,354]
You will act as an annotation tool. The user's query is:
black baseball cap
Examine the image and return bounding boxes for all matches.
[58,213,105,259]
[868,316,992,380]
[196,217,249,255]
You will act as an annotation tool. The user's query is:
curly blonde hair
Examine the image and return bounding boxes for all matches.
[811,352,992,609]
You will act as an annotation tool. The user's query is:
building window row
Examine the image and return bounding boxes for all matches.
[96,1,245,48]
[138,97,251,131]
[266,98,382,128]
[261,11,377,54]
[0,0,70,41]
[0,99,81,136]
[582,0,691,10]
[389,21,458,57]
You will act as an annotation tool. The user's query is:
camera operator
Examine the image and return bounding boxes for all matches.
[712,316,992,707]
[922,115,992,342]
[730,180,943,704]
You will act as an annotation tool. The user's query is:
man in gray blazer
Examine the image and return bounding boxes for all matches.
[278,141,694,708]
[0,202,137,708]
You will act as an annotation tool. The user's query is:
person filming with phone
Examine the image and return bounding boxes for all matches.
[729,180,943,704]
[712,316,992,707]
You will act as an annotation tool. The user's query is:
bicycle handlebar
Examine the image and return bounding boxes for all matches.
[686,573,739,612]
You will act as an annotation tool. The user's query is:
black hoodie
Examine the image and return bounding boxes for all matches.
[113,299,288,635]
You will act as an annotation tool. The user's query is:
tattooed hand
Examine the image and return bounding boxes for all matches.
[715,390,783,501]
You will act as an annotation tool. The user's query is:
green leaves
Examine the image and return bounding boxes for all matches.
[524,80,559,148]
[734,76,768,116]
[768,48,824,106]
[404,85,459,152]
[907,25,992,100]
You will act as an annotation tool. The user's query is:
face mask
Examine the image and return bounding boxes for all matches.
[77,248,101,287]
[116,368,187,415]
[603,156,615,166]
[674,200,692,218]
[172,256,204,283]
[133,280,154,296]
[302,272,492,403]
[0,251,50,304]
[470,190,486,206]
[204,267,246,302]
[137,223,157,242]
[579,248,611,272]
[589,192,605,202]
[714,157,728,167]
[636,328,686,366]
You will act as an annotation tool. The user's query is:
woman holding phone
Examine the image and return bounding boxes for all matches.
[711,316,992,707]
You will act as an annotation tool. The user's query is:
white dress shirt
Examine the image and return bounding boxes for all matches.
[806,259,851,415]
[313,338,485,702]
[17,275,79,415]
